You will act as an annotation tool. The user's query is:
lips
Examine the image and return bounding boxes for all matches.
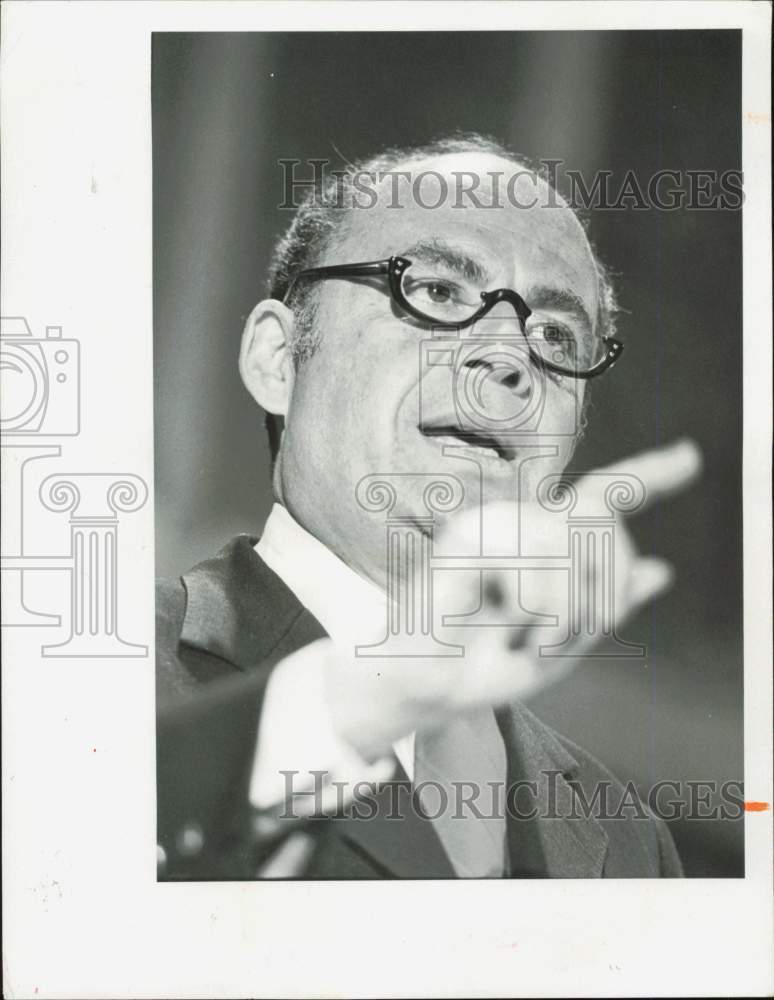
[419,423,517,462]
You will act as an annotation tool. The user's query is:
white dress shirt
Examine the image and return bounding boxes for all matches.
[249,503,415,808]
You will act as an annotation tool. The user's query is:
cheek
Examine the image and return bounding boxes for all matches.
[312,295,407,397]
[290,345,394,462]
[539,377,585,435]
[319,319,419,424]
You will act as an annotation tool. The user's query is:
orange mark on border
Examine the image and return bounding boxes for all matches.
[743,801,769,812]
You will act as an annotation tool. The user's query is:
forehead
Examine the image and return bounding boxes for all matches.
[338,152,599,311]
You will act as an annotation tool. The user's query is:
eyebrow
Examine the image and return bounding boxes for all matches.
[400,238,489,285]
[399,240,596,333]
[522,285,595,333]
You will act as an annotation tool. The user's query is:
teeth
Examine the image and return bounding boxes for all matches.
[430,434,502,461]
[462,444,502,461]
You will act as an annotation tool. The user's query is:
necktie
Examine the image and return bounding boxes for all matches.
[413,707,508,877]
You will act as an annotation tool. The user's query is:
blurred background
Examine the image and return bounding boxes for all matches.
[153,31,743,876]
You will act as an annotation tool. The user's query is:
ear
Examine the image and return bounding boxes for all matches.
[239,300,295,415]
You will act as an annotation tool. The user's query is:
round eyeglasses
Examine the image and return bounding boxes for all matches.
[283,255,623,379]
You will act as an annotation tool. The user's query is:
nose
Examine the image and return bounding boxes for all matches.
[452,302,538,432]
[463,348,531,391]
[452,345,537,441]
[460,335,534,399]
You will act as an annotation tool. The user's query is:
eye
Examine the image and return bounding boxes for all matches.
[544,324,566,343]
[407,278,461,304]
[527,320,575,344]
[425,282,453,303]
[402,272,481,321]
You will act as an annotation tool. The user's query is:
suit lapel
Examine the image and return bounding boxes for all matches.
[180,534,327,669]
[497,702,609,878]
[333,699,611,881]
[331,761,456,879]
[177,536,607,878]
[178,535,455,878]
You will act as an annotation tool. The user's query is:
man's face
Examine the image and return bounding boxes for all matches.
[279,152,602,583]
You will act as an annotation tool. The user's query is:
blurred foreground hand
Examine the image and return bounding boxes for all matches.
[321,439,702,762]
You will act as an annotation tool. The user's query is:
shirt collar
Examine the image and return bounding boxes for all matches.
[256,503,387,649]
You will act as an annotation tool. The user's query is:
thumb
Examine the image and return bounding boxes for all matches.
[628,557,675,608]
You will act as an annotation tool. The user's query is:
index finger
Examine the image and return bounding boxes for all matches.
[577,438,703,515]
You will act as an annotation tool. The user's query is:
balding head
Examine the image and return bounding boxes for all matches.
[241,134,619,586]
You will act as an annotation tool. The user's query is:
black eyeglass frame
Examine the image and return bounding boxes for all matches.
[283,255,623,379]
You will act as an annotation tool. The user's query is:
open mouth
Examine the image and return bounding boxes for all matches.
[419,424,516,462]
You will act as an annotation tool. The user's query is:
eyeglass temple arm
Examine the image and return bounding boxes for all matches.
[569,338,624,379]
[283,259,392,301]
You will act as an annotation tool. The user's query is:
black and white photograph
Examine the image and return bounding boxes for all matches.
[2,3,772,998]
[154,29,744,881]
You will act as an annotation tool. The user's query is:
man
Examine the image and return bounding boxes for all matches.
[156,134,700,880]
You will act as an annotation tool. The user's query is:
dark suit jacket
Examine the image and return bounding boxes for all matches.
[156,535,683,880]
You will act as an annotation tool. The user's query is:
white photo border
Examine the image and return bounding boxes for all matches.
[2,2,771,998]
